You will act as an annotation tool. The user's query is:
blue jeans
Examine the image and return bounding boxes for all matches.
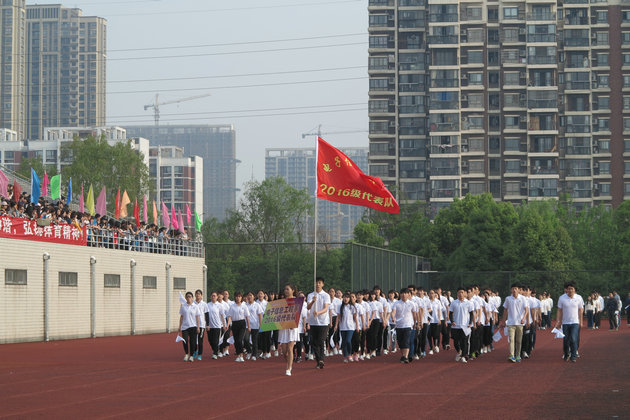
[562,324,579,359]
[340,330,354,357]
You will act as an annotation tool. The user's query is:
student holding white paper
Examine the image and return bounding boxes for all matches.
[500,283,529,363]
[449,287,474,364]
[555,281,583,362]
[178,291,201,362]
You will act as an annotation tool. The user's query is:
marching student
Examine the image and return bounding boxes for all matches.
[193,289,209,361]
[386,290,398,353]
[294,291,309,363]
[218,292,232,357]
[226,292,251,362]
[416,288,431,359]
[391,288,416,364]
[279,284,299,376]
[500,283,529,363]
[335,292,359,363]
[481,291,497,354]
[449,287,474,363]
[178,291,201,362]
[256,290,271,359]
[206,291,227,359]
[427,289,443,355]
[436,287,451,350]
[350,293,362,362]
[245,292,264,360]
[307,277,331,369]
[367,290,384,359]
[555,281,584,362]
[355,291,368,360]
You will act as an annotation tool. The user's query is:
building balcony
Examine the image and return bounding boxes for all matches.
[427,35,459,45]
[527,12,556,21]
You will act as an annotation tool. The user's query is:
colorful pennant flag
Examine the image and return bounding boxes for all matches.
[0,169,8,198]
[30,169,41,204]
[194,211,203,232]
[186,204,192,225]
[161,201,170,229]
[65,177,72,205]
[96,187,106,216]
[86,184,95,216]
[42,171,49,196]
[114,187,121,219]
[49,174,61,200]
[120,190,130,218]
[171,205,179,230]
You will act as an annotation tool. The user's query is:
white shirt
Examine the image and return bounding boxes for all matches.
[362,300,372,323]
[392,300,415,328]
[387,299,397,324]
[180,303,199,330]
[246,301,264,330]
[338,303,357,331]
[449,299,472,329]
[557,293,584,325]
[207,301,226,329]
[503,295,529,326]
[257,299,268,313]
[298,304,308,334]
[227,302,250,322]
[370,300,384,321]
[194,300,209,328]
[528,296,541,324]
[439,295,450,318]
[330,297,342,316]
[428,299,442,323]
[307,290,331,326]
[420,296,431,324]
[356,301,367,329]
[220,300,231,319]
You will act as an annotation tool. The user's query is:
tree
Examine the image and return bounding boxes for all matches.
[352,221,385,247]
[61,135,152,212]
[17,157,58,180]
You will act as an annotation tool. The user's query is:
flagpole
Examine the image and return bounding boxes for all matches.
[313,137,319,291]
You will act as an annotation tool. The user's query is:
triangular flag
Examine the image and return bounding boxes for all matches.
[96,187,106,216]
[79,185,85,213]
[186,204,192,225]
[65,177,72,205]
[161,201,170,229]
[114,187,121,219]
[134,199,140,227]
[13,179,22,200]
[177,209,185,234]
[142,195,148,224]
[86,184,95,216]
[30,169,41,204]
[152,200,158,225]
[49,174,61,200]
[171,205,179,230]
[0,169,9,198]
[42,171,49,196]
[195,211,202,232]
[120,190,130,218]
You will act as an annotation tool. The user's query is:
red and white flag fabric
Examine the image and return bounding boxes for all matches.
[317,137,399,214]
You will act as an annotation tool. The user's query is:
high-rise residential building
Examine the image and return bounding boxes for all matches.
[24,4,107,140]
[265,147,369,243]
[0,3,106,141]
[368,0,630,213]
[0,1,26,140]
[125,125,238,221]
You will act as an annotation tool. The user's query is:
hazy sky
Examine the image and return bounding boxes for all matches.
[69,0,368,194]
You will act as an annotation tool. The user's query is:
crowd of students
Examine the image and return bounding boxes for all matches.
[179,277,628,375]
[0,185,201,256]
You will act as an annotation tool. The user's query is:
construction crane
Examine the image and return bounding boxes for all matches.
[143,92,212,126]
[301,124,367,139]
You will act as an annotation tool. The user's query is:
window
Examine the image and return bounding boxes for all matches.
[5,269,27,285]
[468,50,483,64]
[505,182,520,195]
[143,276,157,289]
[624,54,630,66]
[505,137,521,151]
[503,7,518,18]
[469,73,483,85]
[504,72,520,86]
[625,183,630,194]
[104,274,120,288]
[598,96,610,110]
[623,32,630,44]
[59,272,78,287]
[174,277,186,290]
[597,75,609,88]
[597,53,609,66]
[625,118,630,131]
[469,182,485,194]
[625,76,630,87]
[595,32,609,45]
[599,161,611,174]
[625,97,630,110]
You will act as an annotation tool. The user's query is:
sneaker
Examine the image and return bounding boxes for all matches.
[400,356,406,363]
[286,369,292,376]
[353,355,359,362]
[570,358,577,363]
[324,350,329,357]
[509,356,517,363]
[371,351,376,358]
[576,351,580,358]
[274,350,279,357]
[413,354,419,360]
[366,354,371,360]
[515,356,521,363]
[307,354,314,361]
[212,355,218,360]
[435,347,440,353]
[391,348,397,353]
[428,350,434,355]
[460,357,467,363]
[218,352,224,358]
[317,361,325,369]
[224,350,230,356]
[455,354,462,362]
[246,354,251,360]
[271,345,276,351]
[522,352,529,359]
[192,351,198,358]
[184,355,190,361]
[383,349,389,355]
[197,355,202,361]
[189,356,194,362]
[343,358,349,363]
[251,356,256,361]
[421,352,426,358]
[235,356,243,362]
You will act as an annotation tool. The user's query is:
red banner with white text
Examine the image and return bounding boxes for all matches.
[317,137,400,214]
[0,217,87,246]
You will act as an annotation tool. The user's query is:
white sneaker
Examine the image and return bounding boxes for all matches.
[224,350,229,356]
[366,354,371,360]
[413,354,419,360]
[435,347,440,353]
[251,356,256,361]
[391,348,397,353]
[235,356,243,362]
[246,354,251,360]
[383,349,389,355]
[265,352,272,359]
[455,354,461,362]
[271,345,276,351]
[274,350,279,357]
[212,355,218,360]
[189,356,194,362]
[285,369,292,376]
[371,351,376,357]
[460,357,467,363]
[183,355,190,361]
[308,354,314,361]
[428,350,433,355]
[334,348,339,355]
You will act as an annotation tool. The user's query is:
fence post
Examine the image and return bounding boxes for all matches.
[43,252,50,341]
[90,256,97,338]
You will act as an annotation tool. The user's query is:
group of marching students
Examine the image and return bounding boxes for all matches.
[178,277,544,374]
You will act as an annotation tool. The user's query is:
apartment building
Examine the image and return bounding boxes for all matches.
[368,0,630,212]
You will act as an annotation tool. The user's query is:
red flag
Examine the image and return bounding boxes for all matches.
[171,205,179,230]
[13,179,22,200]
[153,200,158,225]
[186,204,192,225]
[42,171,49,196]
[133,199,140,227]
[114,187,121,219]
[317,137,399,214]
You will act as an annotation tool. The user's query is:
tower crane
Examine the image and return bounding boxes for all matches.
[301,124,367,139]
[143,92,212,126]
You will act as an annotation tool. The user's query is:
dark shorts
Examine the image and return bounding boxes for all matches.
[396,327,411,349]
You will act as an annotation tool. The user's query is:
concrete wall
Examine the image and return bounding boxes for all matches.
[0,237,205,343]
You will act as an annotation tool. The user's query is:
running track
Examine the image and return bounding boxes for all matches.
[1,326,628,419]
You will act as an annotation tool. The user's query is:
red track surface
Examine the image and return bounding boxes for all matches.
[1,326,628,420]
